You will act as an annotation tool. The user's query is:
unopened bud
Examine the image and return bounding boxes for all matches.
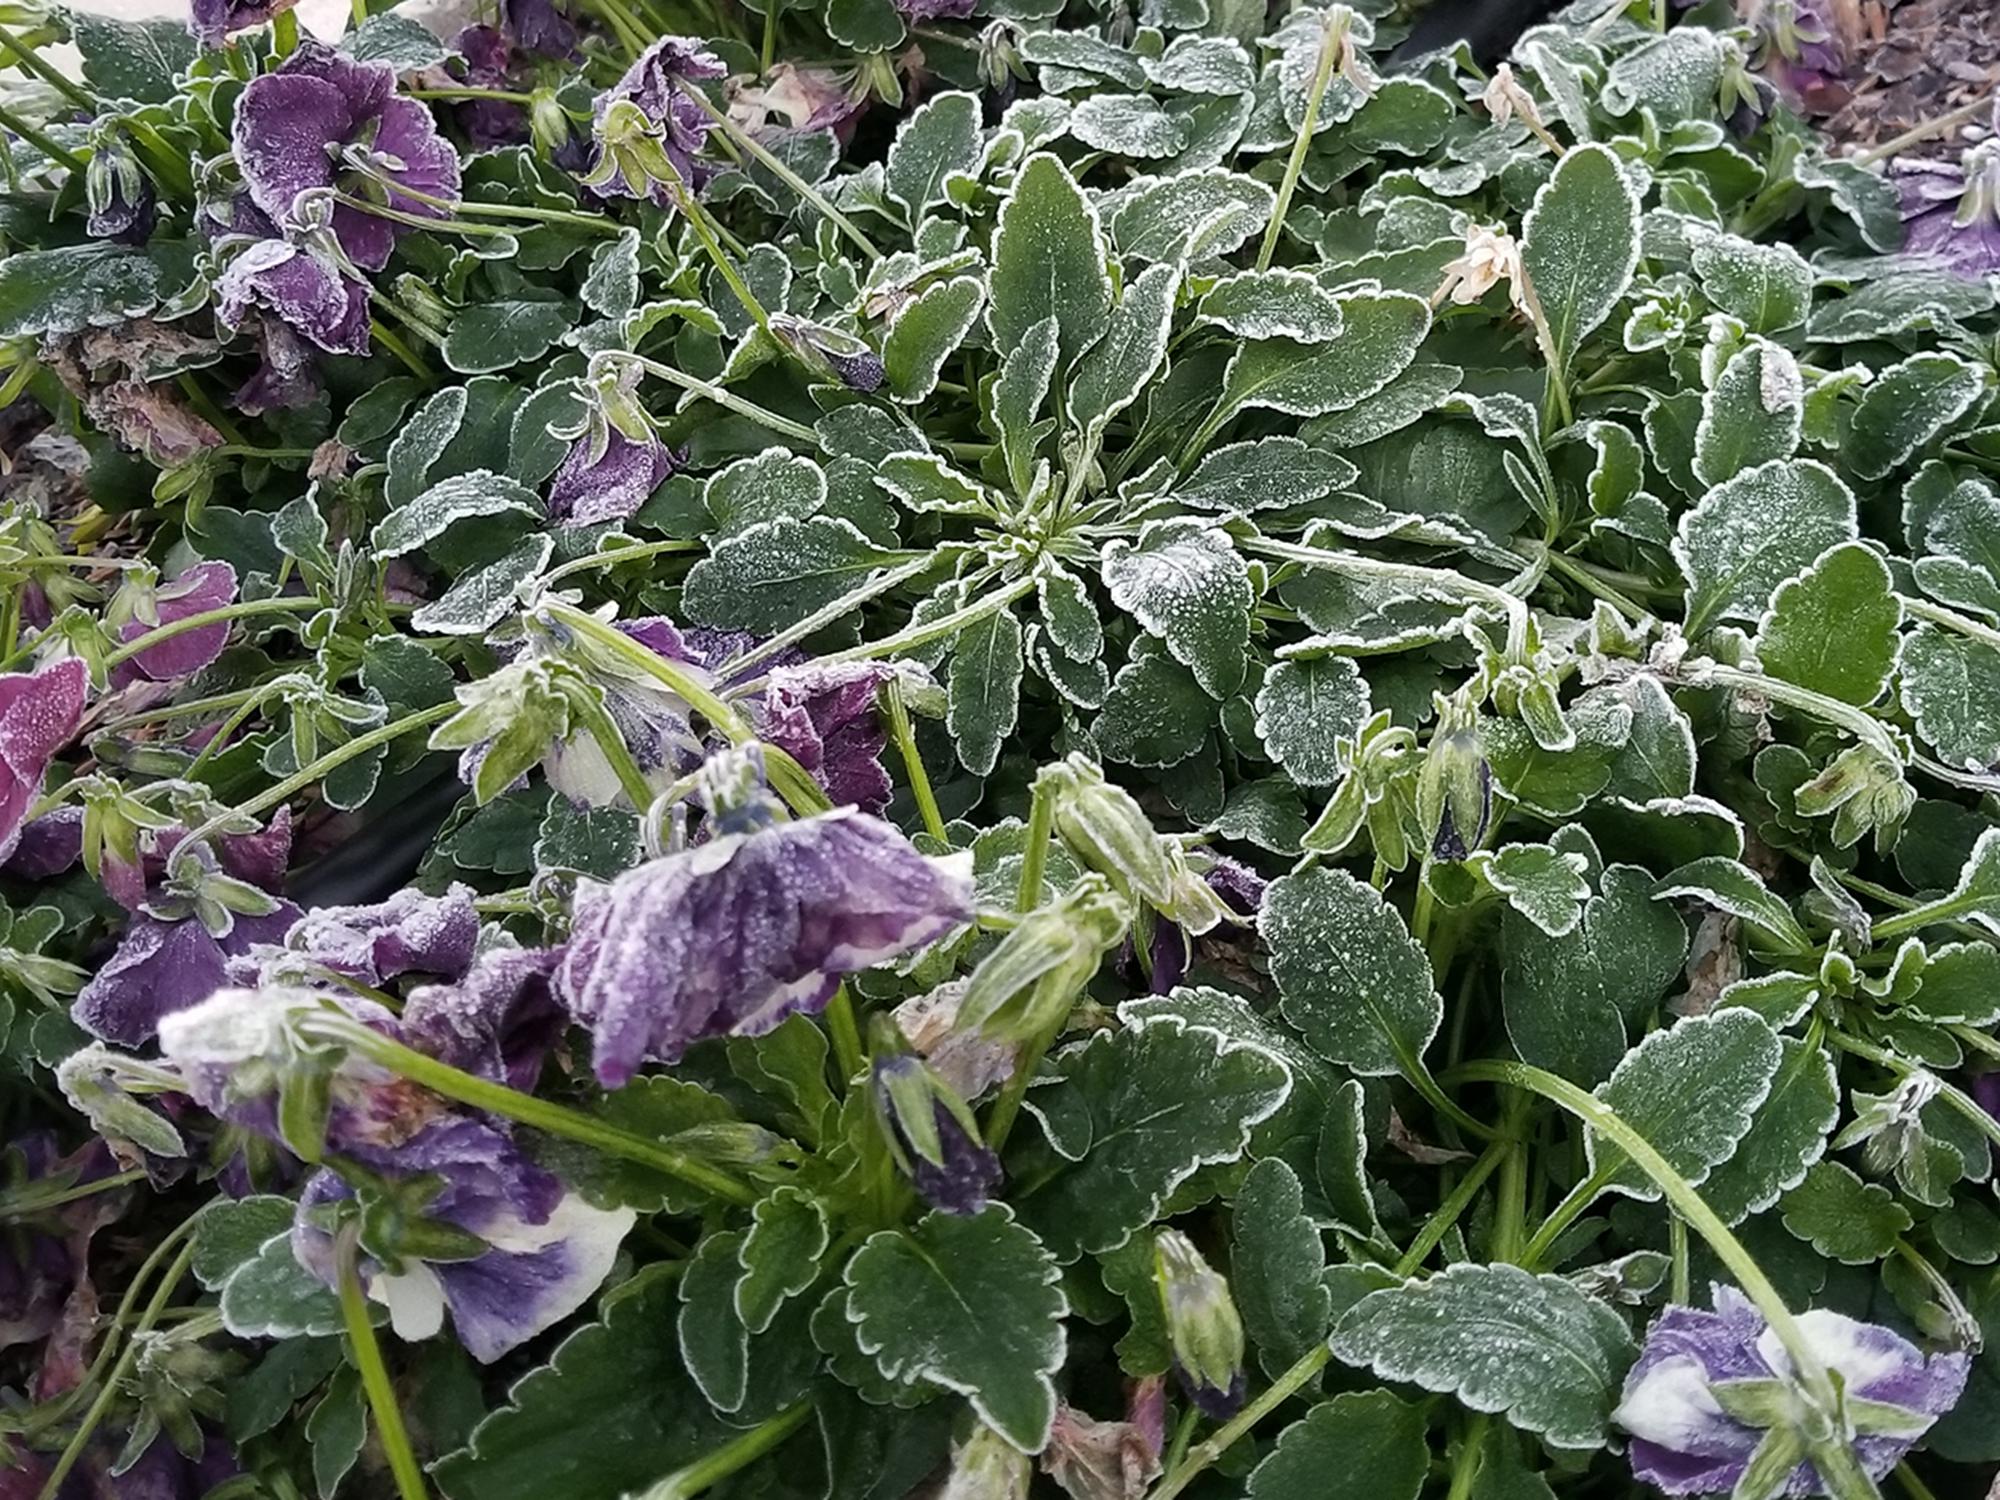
[1417,699,1491,863]
[1043,756,1229,933]
[871,1045,1001,1215]
[1154,1230,1245,1419]
[956,874,1127,1043]
[940,1424,1030,1500]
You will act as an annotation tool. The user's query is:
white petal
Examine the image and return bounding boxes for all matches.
[374,1263,447,1343]
[1614,1355,1728,1448]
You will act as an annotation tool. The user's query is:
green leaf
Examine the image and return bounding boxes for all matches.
[1215,291,1431,422]
[704,449,828,535]
[580,230,641,319]
[1898,626,2000,771]
[1473,843,1591,938]
[1690,232,1813,333]
[1266,867,1440,1079]
[1519,143,1641,378]
[193,1196,297,1291]
[1675,458,1858,635]
[1109,167,1274,264]
[227,1339,344,1442]
[548,1076,735,1214]
[1753,541,1900,707]
[433,1266,730,1500]
[1069,262,1181,439]
[1847,352,1986,482]
[67,10,193,100]
[1315,1077,1381,1238]
[219,1234,344,1340]
[992,315,1060,498]
[1698,1036,1839,1225]
[1020,1012,1292,1261]
[1653,856,1810,950]
[1248,1392,1430,1500]
[844,1207,1067,1452]
[886,91,982,219]
[947,605,1025,776]
[1254,655,1370,786]
[987,153,1113,372]
[0,243,160,339]
[1780,1160,1912,1264]
[876,453,995,517]
[678,1230,752,1411]
[1199,269,1345,342]
[736,1187,831,1336]
[1174,436,1357,514]
[411,534,553,636]
[1101,519,1254,698]
[1095,649,1214,767]
[387,385,470,506]
[1070,92,1191,157]
[1330,1263,1637,1451]
[884,275,985,404]
[343,9,453,65]
[1587,1011,1784,1201]
[1232,1158,1333,1379]
[372,470,539,560]
[534,801,639,880]
[682,516,895,634]
[1693,339,1802,487]
[443,301,578,374]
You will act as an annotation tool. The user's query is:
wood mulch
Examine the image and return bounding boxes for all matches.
[1806,0,2000,163]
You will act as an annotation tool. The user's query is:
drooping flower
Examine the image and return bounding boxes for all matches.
[0,658,88,866]
[871,1050,1002,1214]
[1747,0,1848,114]
[1614,1286,1970,1496]
[728,65,863,142]
[214,238,372,357]
[558,749,974,1086]
[0,805,83,879]
[234,309,322,415]
[1154,1230,1246,1420]
[752,660,903,813]
[1897,141,2000,281]
[277,885,481,986]
[189,0,297,47]
[1043,1379,1168,1500]
[547,426,676,526]
[398,943,567,1092]
[769,314,887,393]
[72,902,302,1046]
[1432,223,1527,312]
[106,562,239,688]
[0,1134,128,1359]
[894,0,975,21]
[506,0,580,58]
[940,1424,1032,1500]
[1134,855,1265,996]
[586,36,726,203]
[232,41,462,271]
[290,1115,634,1363]
[84,132,156,245]
[448,25,530,149]
[893,981,1017,1101]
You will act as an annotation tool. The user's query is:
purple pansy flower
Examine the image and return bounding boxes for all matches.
[189,0,297,47]
[85,159,156,246]
[558,750,974,1087]
[895,0,975,20]
[872,1051,1002,1214]
[1615,1286,1970,1496]
[1748,0,1846,113]
[507,0,579,59]
[1897,142,2000,280]
[753,661,900,814]
[232,41,461,272]
[108,562,238,688]
[0,805,84,879]
[399,943,567,1092]
[449,25,530,149]
[0,659,88,867]
[215,238,372,357]
[588,36,726,202]
[1127,855,1266,996]
[72,902,302,1046]
[547,426,676,526]
[291,1115,633,1363]
[278,885,481,985]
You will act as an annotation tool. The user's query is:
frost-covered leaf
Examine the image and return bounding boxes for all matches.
[1780,1160,1911,1265]
[884,275,985,403]
[1070,93,1190,158]
[886,91,982,219]
[682,516,896,634]
[1473,843,1591,938]
[67,10,194,101]
[1266,867,1440,1079]
[1698,1036,1839,1225]
[846,1208,1066,1451]
[735,1187,831,1336]
[1754,541,1900,706]
[1247,1392,1430,1500]
[1095,649,1214,767]
[1199,269,1345,342]
[1898,626,2000,771]
[194,1197,296,1292]
[1519,143,1640,377]
[219,1234,344,1340]
[1847,353,1985,482]
[1652,857,1809,950]
[705,449,828,534]
[443,301,578,374]
[411,534,553,635]
[1069,262,1180,439]
[1690,231,1812,333]
[1587,1011,1784,1201]
[988,153,1113,370]
[372,470,540,559]
[1254,655,1370,786]
[1693,338,1801,487]
[1674,458,1858,634]
[1101,519,1254,698]
[948,606,1024,775]
[579,230,640,320]
[1329,1264,1637,1451]
[1215,291,1431,422]
[0,243,161,339]
[993,316,1060,497]
[1021,1013,1291,1261]
[1174,437,1357,514]
[1109,167,1274,263]
[1232,1157,1333,1379]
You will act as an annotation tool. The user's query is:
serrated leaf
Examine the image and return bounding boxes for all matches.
[1247,1391,1430,1500]
[1754,541,1900,706]
[1070,93,1191,158]
[1069,261,1180,438]
[736,1187,831,1336]
[1198,268,1345,342]
[682,516,895,634]
[307,1365,365,1500]
[678,1230,751,1411]
[947,606,1024,775]
[1698,1036,1839,1225]
[1587,1011,1784,1201]
[550,1076,735,1214]
[1330,1263,1637,1451]
[884,275,985,403]
[66,10,193,101]
[372,470,539,560]
[1898,625,2000,771]
[844,1207,1067,1452]
[1215,290,1431,422]
[1780,1160,1911,1264]
[1232,1157,1333,1379]
[443,301,578,374]
[1474,843,1591,937]
[1266,867,1440,1079]
[988,153,1113,371]
[219,1234,344,1340]
[1174,436,1357,514]
[993,315,1060,497]
[705,449,828,534]
[1675,458,1858,635]
[1519,143,1640,378]
[411,534,552,635]
[887,91,982,218]
[1095,650,1214,767]
[1693,339,1802,487]
[580,230,641,319]
[0,243,160,340]
[1690,232,1813,333]
[1101,519,1253,698]
[1021,1013,1291,1261]
[1847,352,1986,482]
[1109,167,1274,264]
[194,1196,297,1292]
[1254,655,1370,786]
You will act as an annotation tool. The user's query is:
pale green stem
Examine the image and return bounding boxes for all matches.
[720,554,936,680]
[884,677,947,844]
[811,577,1037,671]
[97,595,321,671]
[1257,17,1339,271]
[1678,659,1907,768]
[566,684,660,811]
[618,353,821,446]
[335,1225,429,1500]
[1900,594,2000,656]
[538,598,752,743]
[631,1403,812,1499]
[0,1168,145,1220]
[684,90,883,263]
[541,538,701,586]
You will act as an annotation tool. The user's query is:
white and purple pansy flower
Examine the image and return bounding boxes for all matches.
[231,41,461,272]
[74,902,303,1047]
[751,660,906,816]
[107,561,239,687]
[1614,1286,1970,1496]
[291,1115,634,1364]
[0,658,88,866]
[1897,140,2000,281]
[557,749,974,1087]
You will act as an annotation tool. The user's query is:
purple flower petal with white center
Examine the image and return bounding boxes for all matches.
[291,1116,633,1362]
[0,805,83,879]
[558,805,974,1087]
[399,944,566,1091]
[547,427,675,526]
[233,40,460,270]
[72,903,302,1046]
[0,659,88,867]
[189,0,297,46]
[283,885,480,985]
[109,561,238,687]
[1615,1286,1971,1496]
[753,661,897,813]
[215,239,372,356]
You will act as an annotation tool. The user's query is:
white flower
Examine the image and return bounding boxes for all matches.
[1432,224,1527,312]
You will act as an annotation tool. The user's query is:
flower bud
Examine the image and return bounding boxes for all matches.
[1154,1230,1245,1419]
[956,874,1127,1043]
[1794,743,1914,853]
[1042,756,1230,934]
[941,1425,1030,1500]
[84,128,154,244]
[769,312,886,392]
[1416,697,1491,863]
[871,1047,1002,1215]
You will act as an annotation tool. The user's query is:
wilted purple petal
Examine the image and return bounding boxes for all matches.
[450,26,528,148]
[155,806,294,895]
[234,313,321,415]
[0,1135,126,1358]
[189,0,296,46]
[559,808,974,1086]
[0,659,88,866]
[506,0,579,58]
[591,36,725,200]
[754,661,896,813]
[894,0,975,20]
[110,561,238,687]
[0,805,83,879]
[215,239,371,356]
[72,903,302,1046]
[547,428,675,525]
[283,885,480,984]
[399,944,566,1091]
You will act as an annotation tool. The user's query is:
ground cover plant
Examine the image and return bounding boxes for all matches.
[4,0,2000,1495]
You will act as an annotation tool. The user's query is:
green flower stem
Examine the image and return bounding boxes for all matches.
[407,86,537,104]
[0,101,83,174]
[1443,1414,1492,1500]
[684,89,884,263]
[37,1237,197,1500]
[96,595,322,671]
[538,598,752,743]
[983,776,1064,1153]
[335,1225,429,1500]
[1257,12,1339,272]
[1669,1216,1691,1304]
[825,983,865,1088]
[633,1402,813,1500]
[621,353,822,446]
[541,538,702,586]
[1900,594,2000,656]
[306,1014,758,1206]
[884,676,948,844]
[721,554,937,681]
[1015,771,1055,914]
[372,316,438,378]
[1516,1166,1610,1269]
[335,191,519,241]
[1895,1461,1944,1500]
[271,6,298,55]
[669,179,773,335]
[0,1168,145,1221]
[567,685,661,812]
[1678,658,1907,768]
[1828,1030,2000,1154]
[123,117,197,200]
[1245,536,1529,625]
[814,577,1037,671]
[386,177,627,238]
[0,22,92,113]
[1521,541,1648,622]
[1869,890,1986,942]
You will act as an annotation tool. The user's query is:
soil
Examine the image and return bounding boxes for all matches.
[1810,0,2000,164]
